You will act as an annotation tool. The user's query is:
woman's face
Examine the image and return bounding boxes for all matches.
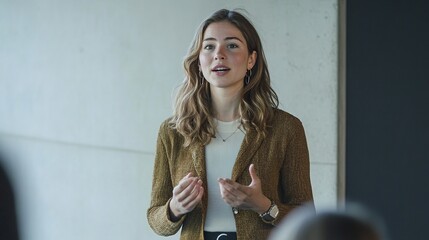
[199,21,256,92]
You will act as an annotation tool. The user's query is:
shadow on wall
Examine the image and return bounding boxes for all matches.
[0,151,20,240]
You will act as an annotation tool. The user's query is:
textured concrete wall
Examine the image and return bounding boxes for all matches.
[0,0,338,239]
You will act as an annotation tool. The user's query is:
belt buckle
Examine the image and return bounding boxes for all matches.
[216,233,228,240]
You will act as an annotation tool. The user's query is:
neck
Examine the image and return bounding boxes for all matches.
[211,88,242,122]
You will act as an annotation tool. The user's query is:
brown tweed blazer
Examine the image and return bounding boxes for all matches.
[147,109,313,240]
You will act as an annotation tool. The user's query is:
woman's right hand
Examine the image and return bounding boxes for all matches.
[169,172,204,221]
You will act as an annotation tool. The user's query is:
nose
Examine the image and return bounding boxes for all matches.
[214,48,226,60]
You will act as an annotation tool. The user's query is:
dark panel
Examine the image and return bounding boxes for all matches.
[346,1,429,240]
[0,153,20,240]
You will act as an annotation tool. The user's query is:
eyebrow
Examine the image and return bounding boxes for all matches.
[203,37,244,43]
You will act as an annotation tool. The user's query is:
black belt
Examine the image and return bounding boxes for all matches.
[204,231,237,240]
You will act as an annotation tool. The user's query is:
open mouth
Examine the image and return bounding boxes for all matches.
[212,66,231,72]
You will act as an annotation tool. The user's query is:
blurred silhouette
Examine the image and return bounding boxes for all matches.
[0,152,20,240]
[269,203,388,240]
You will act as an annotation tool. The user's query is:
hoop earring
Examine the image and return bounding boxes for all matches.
[245,69,252,85]
[199,70,205,85]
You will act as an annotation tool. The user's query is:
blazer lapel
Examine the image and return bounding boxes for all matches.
[190,143,206,182]
[190,142,209,213]
[231,127,264,182]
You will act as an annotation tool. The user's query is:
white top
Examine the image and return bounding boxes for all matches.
[204,119,245,232]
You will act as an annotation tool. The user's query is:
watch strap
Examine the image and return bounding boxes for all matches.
[259,200,278,223]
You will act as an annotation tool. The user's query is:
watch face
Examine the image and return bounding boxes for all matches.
[262,204,279,222]
[270,205,279,218]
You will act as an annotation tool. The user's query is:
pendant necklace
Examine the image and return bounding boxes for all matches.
[217,125,241,142]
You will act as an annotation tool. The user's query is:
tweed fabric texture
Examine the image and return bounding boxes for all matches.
[147,109,313,240]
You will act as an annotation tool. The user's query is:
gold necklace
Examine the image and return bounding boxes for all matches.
[217,125,241,142]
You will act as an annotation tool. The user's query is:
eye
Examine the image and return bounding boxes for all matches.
[203,44,214,50]
[227,43,239,49]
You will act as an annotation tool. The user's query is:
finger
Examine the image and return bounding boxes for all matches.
[177,177,200,201]
[183,186,204,209]
[219,185,236,203]
[249,164,260,186]
[218,180,242,202]
[218,178,244,193]
[218,178,237,187]
[173,173,193,193]
[179,173,197,187]
[173,178,196,202]
[173,179,189,196]
[219,184,243,207]
[181,180,203,206]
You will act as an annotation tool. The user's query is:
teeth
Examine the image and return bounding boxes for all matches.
[214,68,229,71]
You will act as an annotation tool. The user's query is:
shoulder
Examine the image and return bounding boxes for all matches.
[158,117,173,132]
[157,117,184,144]
[272,108,304,128]
[158,117,176,136]
[269,108,306,139]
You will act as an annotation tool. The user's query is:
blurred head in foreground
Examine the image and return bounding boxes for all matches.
[0,151,20,240]
[269,203,388,240]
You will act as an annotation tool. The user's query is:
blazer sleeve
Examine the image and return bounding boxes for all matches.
[274,118,314,225]
[146,122,185,236]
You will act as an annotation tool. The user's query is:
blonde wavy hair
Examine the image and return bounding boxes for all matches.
[170,9,279,147]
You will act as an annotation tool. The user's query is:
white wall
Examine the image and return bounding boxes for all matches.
[0,0,338,239]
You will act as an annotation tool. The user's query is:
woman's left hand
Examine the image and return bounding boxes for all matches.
[218,164,271,214]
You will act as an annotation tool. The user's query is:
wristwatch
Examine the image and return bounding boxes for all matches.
[259,200,279,224]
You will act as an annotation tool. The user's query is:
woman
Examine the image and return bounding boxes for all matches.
[147,9,313,240]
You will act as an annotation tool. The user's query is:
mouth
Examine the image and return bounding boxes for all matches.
[212,65,231,72]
